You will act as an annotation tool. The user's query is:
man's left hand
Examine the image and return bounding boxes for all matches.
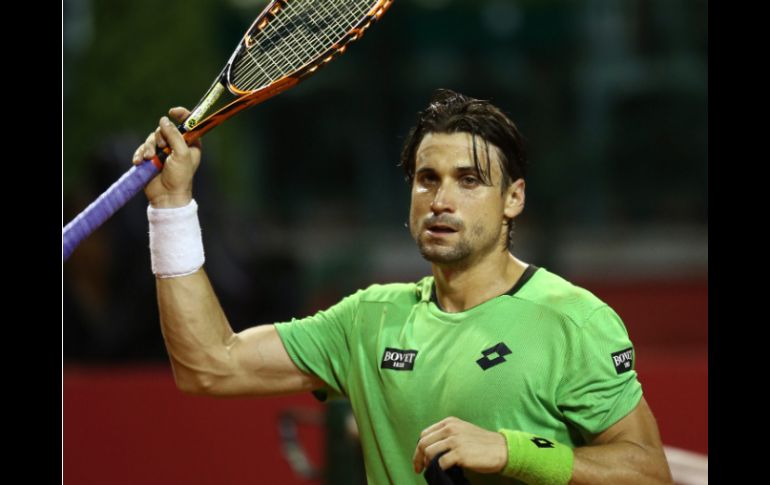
[412,416,507,474]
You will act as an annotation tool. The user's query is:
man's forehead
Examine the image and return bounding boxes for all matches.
[417,132,477,154]
[415,132,501,174]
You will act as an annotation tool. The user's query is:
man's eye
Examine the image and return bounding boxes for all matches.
[461,176,479,186]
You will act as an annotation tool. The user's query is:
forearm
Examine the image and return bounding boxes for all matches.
[570,441,672,485]
[156,268,237,392]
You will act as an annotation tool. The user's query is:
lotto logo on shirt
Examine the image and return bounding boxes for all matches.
[381,348,418,371]
[611,347,634,374]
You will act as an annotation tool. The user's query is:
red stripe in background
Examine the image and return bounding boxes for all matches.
[64,365,324,485]
[635,347,708,455]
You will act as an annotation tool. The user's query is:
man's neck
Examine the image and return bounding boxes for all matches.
[431,251,528,313]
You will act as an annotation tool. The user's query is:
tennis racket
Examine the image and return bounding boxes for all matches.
[63,0,394,262]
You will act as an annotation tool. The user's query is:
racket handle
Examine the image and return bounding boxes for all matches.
[63,157,161,262]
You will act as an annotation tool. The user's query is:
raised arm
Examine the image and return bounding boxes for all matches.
[135,108,323,397]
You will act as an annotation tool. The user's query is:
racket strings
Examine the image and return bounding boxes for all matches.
[230,0,373,92]
[250,0,360,75]
[235,0,367,89]
[253,1,330,74]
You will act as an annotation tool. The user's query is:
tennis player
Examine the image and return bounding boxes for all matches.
[135,89,673,484]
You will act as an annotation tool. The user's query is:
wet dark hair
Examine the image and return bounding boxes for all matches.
[400,88,528,248]
[400,89,528,186]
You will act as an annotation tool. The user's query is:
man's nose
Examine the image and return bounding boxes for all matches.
[430,184,456,213]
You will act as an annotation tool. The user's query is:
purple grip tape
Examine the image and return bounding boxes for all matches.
[63,159,159,262]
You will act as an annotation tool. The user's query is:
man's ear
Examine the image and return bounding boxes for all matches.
[504,178,525,220]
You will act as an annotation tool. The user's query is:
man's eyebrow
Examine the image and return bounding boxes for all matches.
[455,165,480,174]
[416,165,479,174]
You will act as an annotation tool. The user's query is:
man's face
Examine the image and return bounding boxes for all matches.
[408,132,523,267]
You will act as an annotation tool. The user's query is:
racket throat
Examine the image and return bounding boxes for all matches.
[183,78,228,133]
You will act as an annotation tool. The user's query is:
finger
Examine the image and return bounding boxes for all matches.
[132,147,143,165]
[158,116,188,155]
[134,132,158,162]
[169,107,203,149]
[412,435,433,473]
[412,441,424,473]
[437,449,460,471]
[419,417,454,439]
[169,106,192,123]
[413,428,450,473]
[423,438,453,469]
[154,126,168,150]
[145,131,157,147]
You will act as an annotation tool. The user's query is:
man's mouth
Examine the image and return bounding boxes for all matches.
[426,224,458,234]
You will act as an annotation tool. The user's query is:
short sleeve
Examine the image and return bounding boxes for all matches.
[274,290,361,397]
[557,305,643,439]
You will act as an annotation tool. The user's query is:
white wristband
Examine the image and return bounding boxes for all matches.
[148,199,205,278]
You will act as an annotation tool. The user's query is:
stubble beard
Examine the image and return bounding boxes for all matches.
[412,220,499,268]
[417,236,473,265]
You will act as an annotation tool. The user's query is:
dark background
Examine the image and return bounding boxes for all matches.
[63,0,707,361]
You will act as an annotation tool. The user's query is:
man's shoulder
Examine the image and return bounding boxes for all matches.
[517,267,610,327]
[356,276,432,304]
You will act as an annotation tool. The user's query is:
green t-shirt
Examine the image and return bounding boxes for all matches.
[274,266,643,484]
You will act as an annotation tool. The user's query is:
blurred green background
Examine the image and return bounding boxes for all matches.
[63,0,707,362]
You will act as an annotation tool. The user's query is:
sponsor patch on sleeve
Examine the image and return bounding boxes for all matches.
[611,347,634,374]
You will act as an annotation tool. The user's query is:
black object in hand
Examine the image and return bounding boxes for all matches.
[423,451,470,485]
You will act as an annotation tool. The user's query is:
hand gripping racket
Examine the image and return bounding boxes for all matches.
[63,0,394,262]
